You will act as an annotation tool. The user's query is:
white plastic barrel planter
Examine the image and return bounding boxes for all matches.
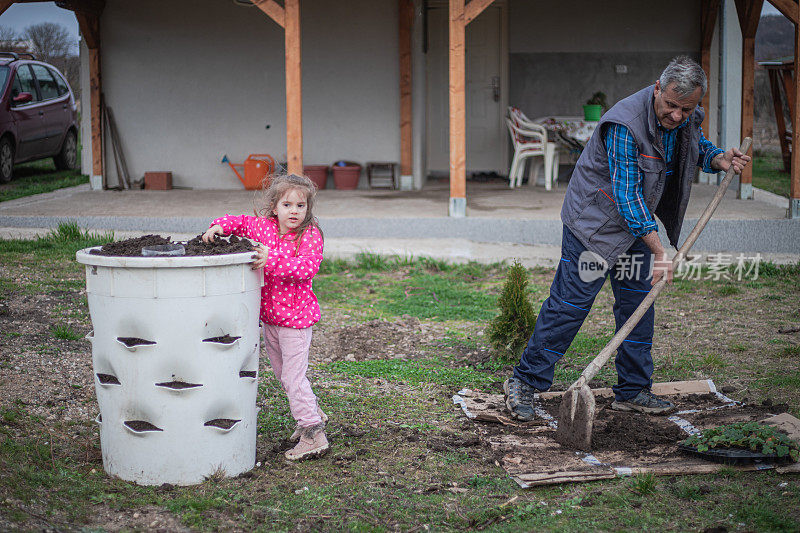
[76,248,263,486]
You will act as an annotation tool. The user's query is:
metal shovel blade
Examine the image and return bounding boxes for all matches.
[554,384,596,451]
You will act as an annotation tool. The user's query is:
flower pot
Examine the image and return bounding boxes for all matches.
[76,248,263,485]
[332,161,362,190]
[303,165,328,190]
[583,104,602,121]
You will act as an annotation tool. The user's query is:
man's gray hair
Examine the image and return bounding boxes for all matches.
[659,56,707,97]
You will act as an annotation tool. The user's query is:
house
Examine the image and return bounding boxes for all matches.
[2,0,797,218]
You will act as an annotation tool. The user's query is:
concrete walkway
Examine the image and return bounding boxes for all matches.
[1,178,798,266]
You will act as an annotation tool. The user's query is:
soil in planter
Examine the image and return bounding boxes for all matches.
[90,234,255,257]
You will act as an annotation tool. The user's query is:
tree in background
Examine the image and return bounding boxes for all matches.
[487,261,537,362]
[16,22,80,100]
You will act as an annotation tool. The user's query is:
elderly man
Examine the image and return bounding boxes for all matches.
[505,56,750,420]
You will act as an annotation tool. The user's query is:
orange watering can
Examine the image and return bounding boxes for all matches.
[221,153,276,190]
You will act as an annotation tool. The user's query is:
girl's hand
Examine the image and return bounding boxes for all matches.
[251,243,269,270]
[202,225,224,243]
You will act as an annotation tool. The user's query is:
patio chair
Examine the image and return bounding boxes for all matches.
[506,108,556,189]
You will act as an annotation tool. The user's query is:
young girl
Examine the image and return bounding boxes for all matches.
[202,173,328,461]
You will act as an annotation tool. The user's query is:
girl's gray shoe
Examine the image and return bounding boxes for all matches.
[611,389,676,415]
[503,377,539,421]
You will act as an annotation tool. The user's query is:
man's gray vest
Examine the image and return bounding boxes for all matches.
[561,84,704,267]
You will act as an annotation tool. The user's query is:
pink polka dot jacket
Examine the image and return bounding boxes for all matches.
[212,215,323,329]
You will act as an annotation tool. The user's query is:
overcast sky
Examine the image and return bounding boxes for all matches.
[0,0,785,50]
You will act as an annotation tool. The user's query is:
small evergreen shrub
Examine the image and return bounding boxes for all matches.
[487,261,537,362]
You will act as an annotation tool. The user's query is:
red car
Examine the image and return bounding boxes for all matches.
[0,52,79,182]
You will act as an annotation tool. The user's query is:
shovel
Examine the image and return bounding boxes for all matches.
[554,137,752,451]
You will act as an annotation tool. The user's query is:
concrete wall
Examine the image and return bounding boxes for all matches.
[507,0,701,119]
[81,0,400,189]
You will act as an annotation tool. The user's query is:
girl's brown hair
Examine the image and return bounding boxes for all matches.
[256,173,322,242]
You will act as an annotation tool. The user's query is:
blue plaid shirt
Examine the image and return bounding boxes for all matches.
[605,121,723,237]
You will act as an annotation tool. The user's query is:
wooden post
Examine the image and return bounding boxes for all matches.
[77,13,103,188]
[767,69,790,172]
[448,0,466,217]
[0,1,14,17]
[792,5,800,218]
[734,0,763,200]
[700,0,720,138]
[399,0,413,180]
[284,0,302,175]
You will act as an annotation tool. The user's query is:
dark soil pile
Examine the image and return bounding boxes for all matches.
[591,410,685,452]
[89,234,255,257]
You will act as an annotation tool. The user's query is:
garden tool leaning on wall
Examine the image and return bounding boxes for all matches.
[554,137,752,452]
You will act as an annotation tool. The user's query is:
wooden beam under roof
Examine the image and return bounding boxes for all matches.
[399,0,413,178]
[464,0,494,25]
[76,12,103,184]
[252,0,285,28]
[767,0,798,24]
[284,0,302,174]
[734,0,763,198]
[700,0,720,138]
[0,1,14,17]
[449,0,466,216]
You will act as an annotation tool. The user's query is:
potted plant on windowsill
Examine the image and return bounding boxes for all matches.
[583,91,608,121]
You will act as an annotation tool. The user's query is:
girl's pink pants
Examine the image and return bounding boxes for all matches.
[261,324,323,428]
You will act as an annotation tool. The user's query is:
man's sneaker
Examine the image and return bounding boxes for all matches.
[285,424,329,461]
[289,407,329,442]
[611,389,676,415]
[503,377,539,421]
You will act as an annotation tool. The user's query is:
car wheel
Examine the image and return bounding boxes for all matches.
[54,130,77,170]
[0,137,13,183]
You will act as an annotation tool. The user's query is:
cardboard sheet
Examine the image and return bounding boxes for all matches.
[453,380,799,487]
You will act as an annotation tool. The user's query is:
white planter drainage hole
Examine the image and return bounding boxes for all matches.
[77,247,263,486]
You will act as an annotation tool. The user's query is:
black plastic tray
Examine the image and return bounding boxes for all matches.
[678,443,794,465]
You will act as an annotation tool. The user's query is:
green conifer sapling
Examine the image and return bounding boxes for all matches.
[487,261,537,361]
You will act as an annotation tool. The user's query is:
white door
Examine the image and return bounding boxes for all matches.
[426,5,505,174]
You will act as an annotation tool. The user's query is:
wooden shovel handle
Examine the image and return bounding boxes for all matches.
[572,137,752,390]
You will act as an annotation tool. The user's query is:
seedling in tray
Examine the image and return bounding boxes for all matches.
[680,421,800,464]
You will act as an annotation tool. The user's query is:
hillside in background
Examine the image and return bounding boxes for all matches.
[757,14,793,60]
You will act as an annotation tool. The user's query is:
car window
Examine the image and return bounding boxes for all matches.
[12,65,40,104]
[51,68,69,96]
[0,66,8,94]
[31,64,59,100]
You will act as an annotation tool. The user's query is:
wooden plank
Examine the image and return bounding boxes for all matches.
[793,16,800,202]
[285,0,302,174]
[399,0,413,177]
[0,1,15,17]
[449,0,466,203]
[767,0,799,24]
[464,0,494,25]
[768,69,791,171]
[538,380,715,400]
[740,35,755,188]
[253,0,285,28]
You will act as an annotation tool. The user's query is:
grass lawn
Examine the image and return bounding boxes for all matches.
[0,226,799,531]
[0,156,88,203]
[753,153,790,198]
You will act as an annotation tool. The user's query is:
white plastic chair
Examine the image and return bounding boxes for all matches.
[506,107,556,189]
